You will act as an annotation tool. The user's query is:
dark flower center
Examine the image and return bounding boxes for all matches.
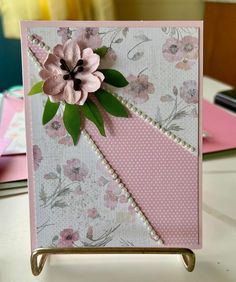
[187,89,197,97]
[85,28,96,39]
[51,121,61,130]
[169,44,178,54]
[72,166,80,173]
[60,58,84,91]
[184,43,194,52]
[66,234,73,240]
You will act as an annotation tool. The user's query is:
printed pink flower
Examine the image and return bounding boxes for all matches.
[119,194,128,203]
[181,36,198,60]
[58,135,73,146]
[87,208,99,219]
[175,59,195,71]
[57,27,72,44]
[33,145,43,170]
[162,37,184,62]
[104,182,121,210]
[180,80,198,104]
[39,39,104,105]
[63,158,89,181]
[75,27,102,50]
[124,74,155,104]
[57,228,79,247]
[45,116,66,138]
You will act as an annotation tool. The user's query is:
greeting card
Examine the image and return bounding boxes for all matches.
[21,21,202,251]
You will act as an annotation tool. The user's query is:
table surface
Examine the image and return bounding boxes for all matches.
[1,77,236,282]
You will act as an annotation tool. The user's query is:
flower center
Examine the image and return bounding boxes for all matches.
[187,89,197,97]
[184,43,194,52]
[72,166,80,173]
[66,234,73,240]
[51,121,61,130]
[60,58,84,91]
[85,28,95,39]
[169,44,178,54]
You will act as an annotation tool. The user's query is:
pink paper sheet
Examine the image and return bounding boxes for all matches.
[203,100,236,154]
[0,95,26,182]
[0,95,24,137]
[0,155,27,182]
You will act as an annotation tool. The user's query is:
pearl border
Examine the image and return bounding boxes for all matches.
[27,34,51,52]
[28,48,43,69]
[114,94,196,153]
[82,129,164,245]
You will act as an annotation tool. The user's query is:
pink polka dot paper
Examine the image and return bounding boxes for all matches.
[85,111,200,248]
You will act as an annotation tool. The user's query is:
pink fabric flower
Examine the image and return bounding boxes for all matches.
[104,182,121,210]
[40,39,104,105]
[181,36,198,60]
[124,74,155,104]
[63,158,89,181]
[162,38,184,62]
[45,116,66,138]
[33,145,42,170]
[87,208,99,219]
[180,80,198,104]
[58,228,79,247]
[75,27,102,50]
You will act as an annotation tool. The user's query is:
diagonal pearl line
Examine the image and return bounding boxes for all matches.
[82,129,164,246]
[28,48,44,69]
[27,34,51,52]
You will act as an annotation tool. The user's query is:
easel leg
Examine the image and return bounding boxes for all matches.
[182,250,195,272]
[30,247,196,276]
[31,250,49,276]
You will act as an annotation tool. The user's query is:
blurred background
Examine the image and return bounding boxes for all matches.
[0,0,236,91]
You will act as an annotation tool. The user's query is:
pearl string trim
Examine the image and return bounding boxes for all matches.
[113,94,196,153]
[28,48,43,69]
[82,129,164,245]
[27,34,51,52]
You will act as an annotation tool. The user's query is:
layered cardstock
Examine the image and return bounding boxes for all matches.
[21,21,202,250]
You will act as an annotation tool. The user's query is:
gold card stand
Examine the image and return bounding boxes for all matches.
[31,247,195,276]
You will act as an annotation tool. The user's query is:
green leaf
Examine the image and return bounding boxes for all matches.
[28,81,44,96]
[94,46,109,57]
[94,89,128,118]
[63,103,81,145]
[80,99,106,136]
[100,69,129,88]
[42,98,60,125]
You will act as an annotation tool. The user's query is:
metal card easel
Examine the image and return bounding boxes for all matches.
[31,247,195,276]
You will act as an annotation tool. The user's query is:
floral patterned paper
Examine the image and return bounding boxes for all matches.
[23,23,201,248]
